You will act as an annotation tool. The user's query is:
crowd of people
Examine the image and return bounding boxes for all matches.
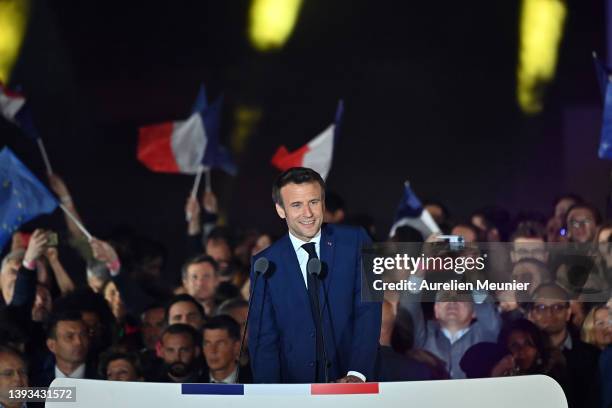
[0,171,611,408]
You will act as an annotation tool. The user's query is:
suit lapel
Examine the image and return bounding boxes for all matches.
[279,234,312,313]
[319,225,335,314]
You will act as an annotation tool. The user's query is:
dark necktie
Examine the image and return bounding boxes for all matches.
[301,242,325,382]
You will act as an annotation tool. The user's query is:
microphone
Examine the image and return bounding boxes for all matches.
[236,257,269,382]
[307,257,330,383]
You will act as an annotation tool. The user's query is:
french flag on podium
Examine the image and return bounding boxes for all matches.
[593,52,612,159]
[271,100,343,180]
[138,86,237,175]
[389,182,440,239]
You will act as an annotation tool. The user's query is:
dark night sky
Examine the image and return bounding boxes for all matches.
[1,0,609,281]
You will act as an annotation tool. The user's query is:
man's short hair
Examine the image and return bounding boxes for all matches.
[181,254,219,281]
[272,167,326,207]
[98,348,143,379]
[565,203,602,225]
[529,282,570,304]
[164,294,206,322]
[0,344,26,365]
[512,258,552,282]
[1,249,25,270]
[216,297,248,316]
[161,323,201,346]
[203,315,241,342]
[510,221,546,242]
[45,310,84,340]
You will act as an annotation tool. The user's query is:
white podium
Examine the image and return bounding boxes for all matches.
[48,375,567,408]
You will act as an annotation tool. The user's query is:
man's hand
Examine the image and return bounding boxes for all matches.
[185,195,201,221]
[90,238,119,264]
[45,246,59,263]
[202,191,218,214]
[336,375,364,383]
[23,229,48,265]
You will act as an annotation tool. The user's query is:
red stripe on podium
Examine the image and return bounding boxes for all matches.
[310,383,379,395]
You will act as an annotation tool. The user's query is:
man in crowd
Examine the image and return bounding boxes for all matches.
[249,167,381,383]
[166,294,206,332]
[32,311,96,387]
[399,287,501,379]
[156,324,204,383]
[510,221,549,264]
[0,346,28,408]
[202,315,251,383]
[528,283,601,408]
[141,304,166,351]
[181,255,220,316]
[566,204,601,244]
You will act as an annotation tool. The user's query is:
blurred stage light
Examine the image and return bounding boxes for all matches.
[248,0,303,52]
[517,0,567,115]
[0,0,30,83]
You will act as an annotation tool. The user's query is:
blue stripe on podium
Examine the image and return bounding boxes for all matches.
[182,384,245,395]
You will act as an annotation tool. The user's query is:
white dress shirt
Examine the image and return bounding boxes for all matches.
[54,363,86,379]
[287,230,366,382]
[209,367,238,384]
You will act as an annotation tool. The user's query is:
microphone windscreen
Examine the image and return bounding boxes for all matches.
[254,257,270,276]
[307,258,322,276]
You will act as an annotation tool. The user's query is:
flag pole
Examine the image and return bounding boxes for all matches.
[186,166,204,222]
[59,203,92,240]
[36,138,53,174]
[205,168,211,193]
[191,165,204,198]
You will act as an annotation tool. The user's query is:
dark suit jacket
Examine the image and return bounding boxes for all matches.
[249,224,382,383]
[562,334,601,408]
[30,354,97,388]
[374,346,433,382]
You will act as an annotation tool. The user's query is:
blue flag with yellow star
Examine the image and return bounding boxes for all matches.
[0,147,57,251]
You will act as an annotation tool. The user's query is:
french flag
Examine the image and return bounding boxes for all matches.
[137,87,237,175]
[0,82,40,140]
[271,100,343,180]
[389,182,440,239]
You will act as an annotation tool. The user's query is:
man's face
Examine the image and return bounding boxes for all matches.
[567,208,597,243]
[0,351,28,404]
[106,358,140,381]
[434,301,475,329]
[168,301,204,331]
[160,333,198,379]
[511,262,546,294]
[206,241,231,273]
[103,281,125,321]
[47,320,89,366]
[0,258,21,304]
[275,182,324,242]
[203,329,239,374]
[31,285,52,322]
[528,292,570,335]
[141,307,166,350]
[182,262,219,303]
[511,238,548,263]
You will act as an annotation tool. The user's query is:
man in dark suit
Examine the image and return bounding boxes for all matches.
[202,315,252,383]
[249,167,381,384]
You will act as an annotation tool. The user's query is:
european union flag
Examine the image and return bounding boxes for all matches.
[0,147,57,251]
[593,53,612,159]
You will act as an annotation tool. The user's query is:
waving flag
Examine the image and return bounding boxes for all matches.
[271,100,343,180]
[593,53,612,159]
[137,87,237,175]
[389,182,440,239]
[0,82,39,140]
[0,147,58,251]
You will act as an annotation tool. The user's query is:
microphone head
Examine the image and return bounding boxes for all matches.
[254,257,269,276]
[307,258,322,277]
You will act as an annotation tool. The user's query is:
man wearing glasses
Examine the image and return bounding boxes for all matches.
[565,204,601,244]
[528,283,601,408]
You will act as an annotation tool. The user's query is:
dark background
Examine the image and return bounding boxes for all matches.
[1,0,610,281]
